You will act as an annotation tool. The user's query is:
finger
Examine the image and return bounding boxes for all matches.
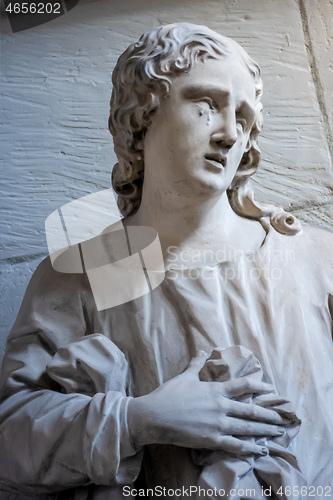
[254,395,289,408]
[227,400,290,425]
[215,435,268,456]
[222,378,274,398]
[184,351,209,377]
[273,409,301,426]
[224,417,285,438]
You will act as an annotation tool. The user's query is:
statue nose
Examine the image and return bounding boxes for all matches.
[211,117,238,149]
[211,129,238,150]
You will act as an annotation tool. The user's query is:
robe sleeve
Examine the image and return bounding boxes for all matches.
[0,258,142,496]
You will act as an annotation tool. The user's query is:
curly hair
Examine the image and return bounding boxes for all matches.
[109,23,300,235]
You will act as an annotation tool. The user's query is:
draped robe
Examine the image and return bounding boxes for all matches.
[1,225,332,499]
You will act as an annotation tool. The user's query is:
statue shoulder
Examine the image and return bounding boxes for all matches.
[269,225,333,282]
[27,254,92,308]
[292,226,333,284]
[300,226,333,259]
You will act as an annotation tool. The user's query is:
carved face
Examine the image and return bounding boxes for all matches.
[143,56,257,198]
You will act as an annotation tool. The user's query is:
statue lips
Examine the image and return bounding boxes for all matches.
[204,154,226,172]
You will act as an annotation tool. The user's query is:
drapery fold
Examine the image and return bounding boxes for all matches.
[0,333,142,496]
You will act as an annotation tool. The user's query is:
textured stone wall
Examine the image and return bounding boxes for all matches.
[1,0,332,366]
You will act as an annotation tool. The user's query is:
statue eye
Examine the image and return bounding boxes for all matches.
[196,97,217,112]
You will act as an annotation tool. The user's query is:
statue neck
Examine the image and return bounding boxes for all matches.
[125,189,267,267]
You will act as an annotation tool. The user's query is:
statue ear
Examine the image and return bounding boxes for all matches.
[244,139,251,152]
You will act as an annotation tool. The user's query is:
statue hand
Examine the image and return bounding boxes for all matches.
[127,352,288,456]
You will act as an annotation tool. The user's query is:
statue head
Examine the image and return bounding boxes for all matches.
[109,23,300,235]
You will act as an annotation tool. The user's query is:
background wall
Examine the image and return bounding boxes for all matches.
[1,0,332,367]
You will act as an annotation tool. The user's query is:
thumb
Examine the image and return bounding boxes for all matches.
[184,350,210,378]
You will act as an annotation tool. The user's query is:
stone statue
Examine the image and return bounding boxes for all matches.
[0,23,332,500]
